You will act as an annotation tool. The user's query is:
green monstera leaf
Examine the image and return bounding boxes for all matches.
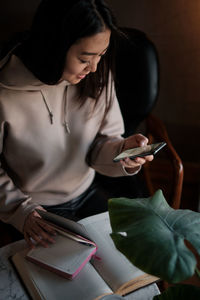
[108,190,200,284]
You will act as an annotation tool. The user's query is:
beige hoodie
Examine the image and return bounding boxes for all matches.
[0,54,136,232]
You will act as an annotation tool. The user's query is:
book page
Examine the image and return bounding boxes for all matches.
[27,233,96,277]
[12,249,113,300]
[79,212,152,293]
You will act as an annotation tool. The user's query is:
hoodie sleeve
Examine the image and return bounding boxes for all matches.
[87,75,141,177]
[0,121,40,232]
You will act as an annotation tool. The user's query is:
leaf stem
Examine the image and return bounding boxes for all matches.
[195,267,200,279]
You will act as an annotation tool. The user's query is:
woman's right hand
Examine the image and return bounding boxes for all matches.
[23,209,57,249]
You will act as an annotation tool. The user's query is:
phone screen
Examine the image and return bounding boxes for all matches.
[113,142,166,162]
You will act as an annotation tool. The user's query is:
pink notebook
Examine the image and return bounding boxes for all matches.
[26,210,97,280]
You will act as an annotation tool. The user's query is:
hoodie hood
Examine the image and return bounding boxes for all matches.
[0,53,70,91]
[0,53,71,128]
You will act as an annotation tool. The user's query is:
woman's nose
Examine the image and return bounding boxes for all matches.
[85,63,97,73]
[89,61,98,73]
[85,57,100,73]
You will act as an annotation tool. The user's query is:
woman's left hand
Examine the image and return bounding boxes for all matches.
[120,133,154,172]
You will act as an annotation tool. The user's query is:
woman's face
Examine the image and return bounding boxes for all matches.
[61,28,111,84]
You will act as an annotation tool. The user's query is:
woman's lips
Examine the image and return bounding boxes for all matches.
[77,73,89,79]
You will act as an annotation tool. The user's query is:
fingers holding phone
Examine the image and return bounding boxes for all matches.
[120,153,154,170]
[122,133,149,151]
[114,137,166,171]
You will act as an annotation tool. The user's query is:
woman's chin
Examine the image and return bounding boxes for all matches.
[64,77,82,85]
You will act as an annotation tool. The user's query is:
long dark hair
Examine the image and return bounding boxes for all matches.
[15,0,118,104]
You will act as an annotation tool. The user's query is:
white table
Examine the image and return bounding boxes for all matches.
[0,240,160,300]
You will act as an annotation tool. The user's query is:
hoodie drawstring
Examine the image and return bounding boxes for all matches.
[40,87,70,134]
[41,90,54,125]
[63,87,71,134]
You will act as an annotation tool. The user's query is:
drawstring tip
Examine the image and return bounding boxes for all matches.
[63,121,71,134]
[49,112,54,124]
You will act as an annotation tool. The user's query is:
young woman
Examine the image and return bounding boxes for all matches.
[0,0,153,248]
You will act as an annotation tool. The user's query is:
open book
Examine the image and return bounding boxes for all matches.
[11,212,158,300]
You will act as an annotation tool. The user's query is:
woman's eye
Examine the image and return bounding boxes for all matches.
[79,59,89,64]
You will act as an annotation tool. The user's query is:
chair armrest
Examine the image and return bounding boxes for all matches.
[143,114,183,209]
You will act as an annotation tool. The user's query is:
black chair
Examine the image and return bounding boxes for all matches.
[115,27,159,136]
[95,27,183,209]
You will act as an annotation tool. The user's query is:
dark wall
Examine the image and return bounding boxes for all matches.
[0,0,40,42]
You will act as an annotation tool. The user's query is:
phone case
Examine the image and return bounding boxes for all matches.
[113,142,166,162]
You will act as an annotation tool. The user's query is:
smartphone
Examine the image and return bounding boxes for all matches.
[113,142,166,162]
